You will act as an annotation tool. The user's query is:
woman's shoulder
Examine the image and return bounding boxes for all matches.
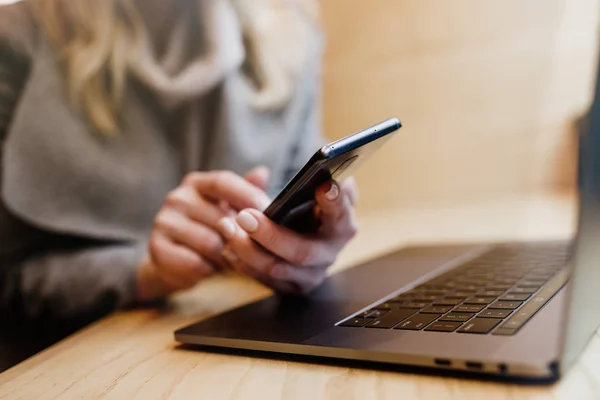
[0,1,39,57]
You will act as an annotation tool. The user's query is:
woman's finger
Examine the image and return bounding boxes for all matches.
[217,218,279,275]
[223,210,335,267]
[184,171,271,211]
[218,218,329,291]
[154,208,226,266]
[164,186,230,229]
[340,176,359,206]
[222,246,268,281]
[221,245,283,289]
[149,232,214,288]
[314,180,358,241]
[244,166,270,191]
[221,246,317,295]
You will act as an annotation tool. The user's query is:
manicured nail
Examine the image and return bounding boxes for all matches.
[222,248,238,263]
[325,182,339,201]
[217,217,236,240]
[236,210,259,233]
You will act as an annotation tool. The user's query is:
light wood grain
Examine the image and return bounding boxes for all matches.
[320,0,600,213]
[1,194,599,400]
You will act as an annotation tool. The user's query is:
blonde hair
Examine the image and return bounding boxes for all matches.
[28,0,319,136]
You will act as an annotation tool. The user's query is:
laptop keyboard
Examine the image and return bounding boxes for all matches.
[337,243,571,335]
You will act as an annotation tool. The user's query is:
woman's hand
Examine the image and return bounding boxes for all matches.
[137,168,271,301]
[216,178,359,294]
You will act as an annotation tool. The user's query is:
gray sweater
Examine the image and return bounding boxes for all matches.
[0,2,323,332]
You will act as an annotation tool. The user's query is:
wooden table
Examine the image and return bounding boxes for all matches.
[1,194,599,400]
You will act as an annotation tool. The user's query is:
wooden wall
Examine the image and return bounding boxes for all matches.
[320,0,600,213]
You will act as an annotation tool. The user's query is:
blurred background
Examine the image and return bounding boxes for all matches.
[319,0,599,215]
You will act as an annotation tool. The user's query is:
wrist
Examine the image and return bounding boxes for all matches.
[136,257,171,302]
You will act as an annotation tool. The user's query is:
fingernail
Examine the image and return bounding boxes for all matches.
[217,218,236,240]
[325,182,339,201]
[236,210,259,233]
[222,248,238,263]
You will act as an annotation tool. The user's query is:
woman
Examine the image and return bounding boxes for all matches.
[0,0,358,336]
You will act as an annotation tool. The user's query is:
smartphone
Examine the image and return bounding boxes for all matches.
[263,117,402,233]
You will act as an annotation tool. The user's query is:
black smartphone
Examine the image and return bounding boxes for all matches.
[263,117,402,233]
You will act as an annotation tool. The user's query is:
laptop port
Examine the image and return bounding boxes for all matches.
[465,361,484,370]
[434,358,452,367]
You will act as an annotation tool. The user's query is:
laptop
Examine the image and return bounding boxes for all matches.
[174,54,600,385]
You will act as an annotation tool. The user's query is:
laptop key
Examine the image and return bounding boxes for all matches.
[422,306,453,314]
[356,310,373,318]
[493,279,519,285]
[449,291,477,298]
[365,309,388,318]
[453,304,485,313]
[486,284,512,291]
[421,290,447,296]
[365,308,416,329]
[475,290,504,297]
[488,301,523,310]
[531,267,554,273]
[440,282,458,289]
[389,295,412,303]
[457,318,501,334]
[478,309,512,318]
[374,302,396,310]
[394,313,441,330]
[518,280,546,287]
[526,273,554,280]
[339,317,370,327]
[461,279,490,286]
[499,293,530,301]
[501,318,527,330]
[503,273,525,279]
[433,298,464,306]
[493,327,518,336]
[401,302,431,309]
[411,296,438,302]
[424,321,462,332]
[464,297,496,305]
[466,272,495,279]
[510,287,538,294]
[439,312,475,322]
[455,285,480,292]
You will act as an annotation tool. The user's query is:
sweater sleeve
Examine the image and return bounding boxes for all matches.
[0,35,147,335]
[0,39,27,135]
[0,239,147,334]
